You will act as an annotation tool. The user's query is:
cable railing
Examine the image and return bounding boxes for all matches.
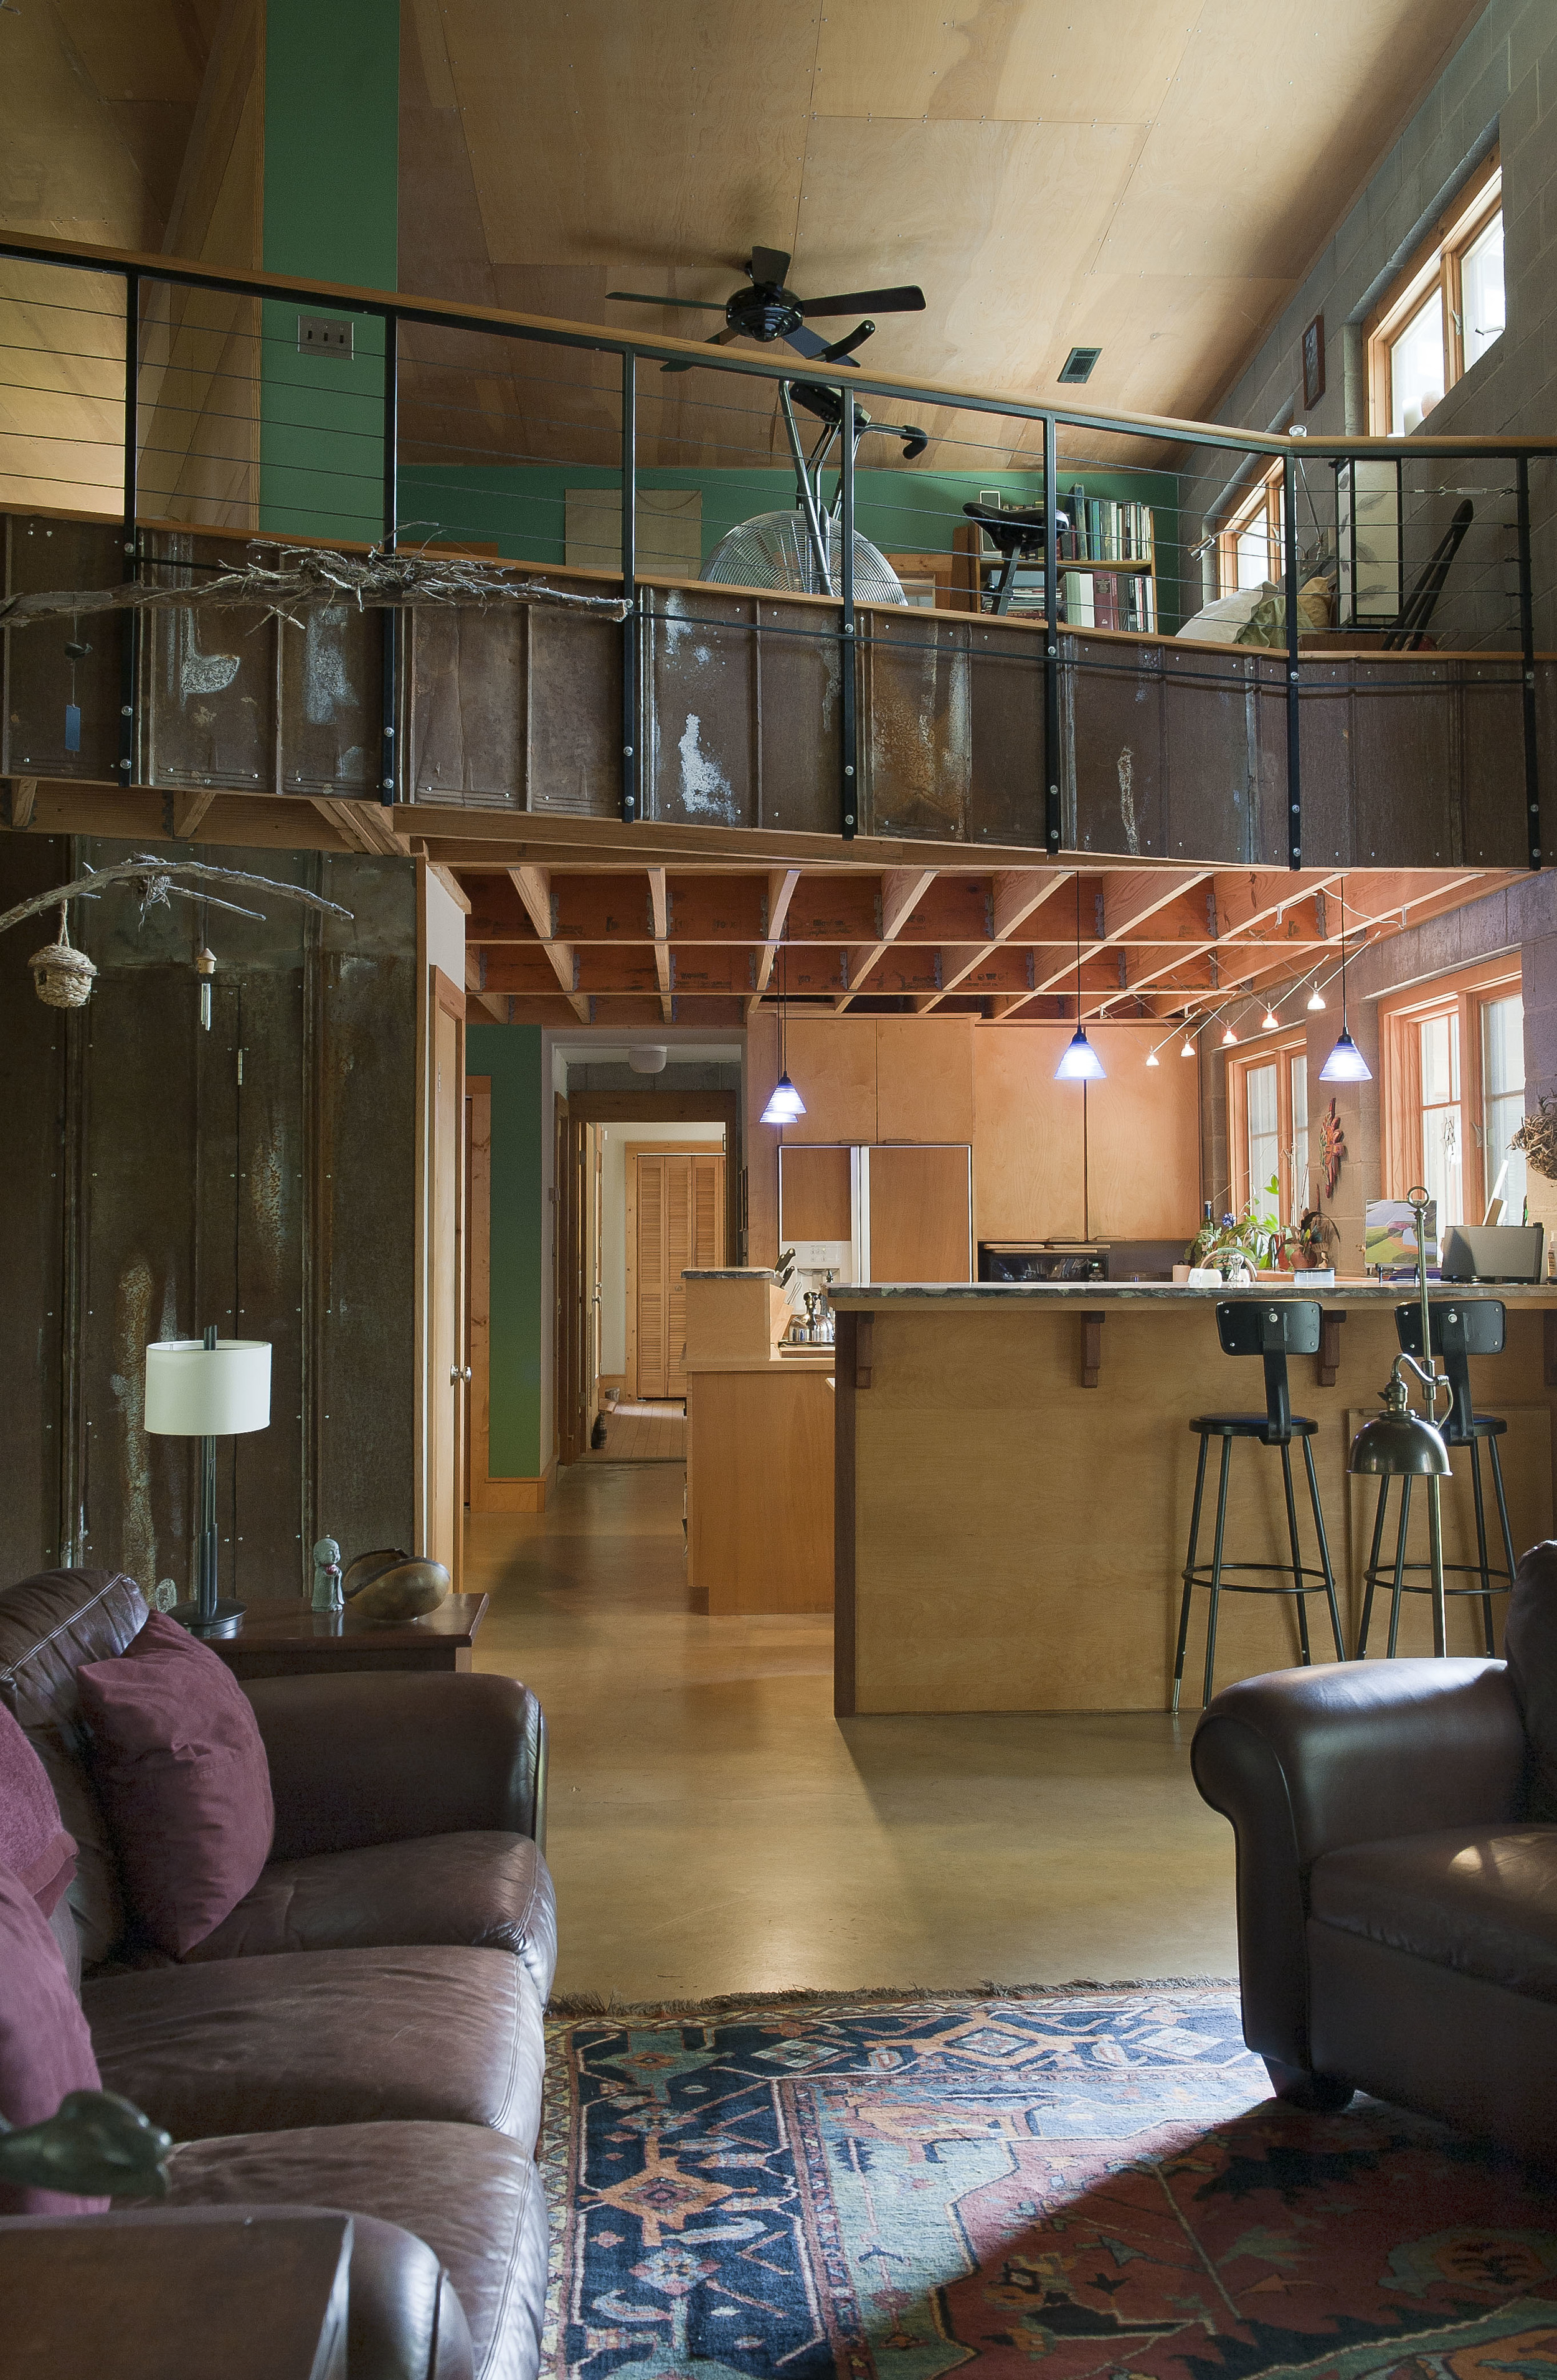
[2,230,1556,870]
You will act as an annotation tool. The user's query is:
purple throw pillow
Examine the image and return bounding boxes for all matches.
[77,1613,274,1959]
[0,1699,75,1917]
[1505,1538,1557,1820]
[0,1859,106,2216]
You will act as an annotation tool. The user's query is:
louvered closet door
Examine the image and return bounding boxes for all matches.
[635,1155,670,1398]
[634,1151,726,1399]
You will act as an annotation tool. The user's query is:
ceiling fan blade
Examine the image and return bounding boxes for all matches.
[784,323,859,368]
[747,246,792,286]
[797,285,926,317]
[607,290,729,311]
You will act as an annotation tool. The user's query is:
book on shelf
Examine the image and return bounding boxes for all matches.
[1059,486,1155,567]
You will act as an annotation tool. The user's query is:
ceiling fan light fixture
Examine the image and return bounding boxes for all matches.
[1058,345,1102,384]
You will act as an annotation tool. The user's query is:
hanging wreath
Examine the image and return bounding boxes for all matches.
[1510,1095,1557,1184]
[1318,1097,1346,1198]
[28,908,97,1010]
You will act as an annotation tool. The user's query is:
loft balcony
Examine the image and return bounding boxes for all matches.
[2,233,1555,891]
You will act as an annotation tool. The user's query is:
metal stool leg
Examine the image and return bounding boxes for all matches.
[1279,1441,1312,1663]
[1386,1476,1412,1657]
[1468,1437,1497,1657]
[1203,1435,1233,1710]
[1357,1476,1391,1657]
[1488,1432,1517,1638]
[1173,1432,1210,1714]
[1301,1433,1346,1662]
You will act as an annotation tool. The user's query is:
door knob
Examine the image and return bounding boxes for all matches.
[450,1364,473,1384]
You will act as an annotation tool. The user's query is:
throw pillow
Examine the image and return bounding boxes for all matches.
[77,1613,274,1959]
[0,1859,107,2216]
[0,1699,76,1917]
[1504,1539,1557,1820]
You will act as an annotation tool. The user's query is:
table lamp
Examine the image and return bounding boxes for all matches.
[144,1329,272,1639]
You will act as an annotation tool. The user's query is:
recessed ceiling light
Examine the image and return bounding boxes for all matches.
[1058,346,1102,384]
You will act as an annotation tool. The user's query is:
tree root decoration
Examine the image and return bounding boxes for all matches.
[0,545,632,631]
[0,855,354,944]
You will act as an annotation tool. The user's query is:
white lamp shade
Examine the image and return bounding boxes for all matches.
[760,1072,807,1125]
[1318,1027,1373,1084]
[144,1340,272,1437]
[1054,1028,1105,1082]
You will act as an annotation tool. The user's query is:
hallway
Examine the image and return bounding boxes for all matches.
[468,1463,1238,2005]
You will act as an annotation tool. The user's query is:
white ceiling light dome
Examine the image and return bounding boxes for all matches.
[628,1046,669,1074]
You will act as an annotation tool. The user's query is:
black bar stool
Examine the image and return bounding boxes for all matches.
[1173,1300,1345,1712]
[1356,1299,1517,1658]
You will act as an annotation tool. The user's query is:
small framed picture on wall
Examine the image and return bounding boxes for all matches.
[1302,313,1325,411]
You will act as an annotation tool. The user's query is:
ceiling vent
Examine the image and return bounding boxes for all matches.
[1058,346,1102,384]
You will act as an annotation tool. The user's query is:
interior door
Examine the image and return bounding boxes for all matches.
[427,976,466,1580]
[633,1150,725,1398]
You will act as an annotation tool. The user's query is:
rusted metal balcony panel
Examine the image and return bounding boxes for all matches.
[2,514,122,782]
[278,600,382,800]
[140,531,275,798]
[645,587,758,831]
[863,610,972,847]
[752,595,839,839]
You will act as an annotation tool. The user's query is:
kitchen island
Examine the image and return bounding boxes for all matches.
[831,1281,1557,1714]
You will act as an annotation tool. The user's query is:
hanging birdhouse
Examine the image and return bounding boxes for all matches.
[29,912,96,1009]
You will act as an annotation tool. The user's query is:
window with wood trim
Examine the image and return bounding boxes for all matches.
[1380,958,1524,1227]
[1366,150,1503,433]
[1228,1032,1312,1222]
[1216,463,1284,598]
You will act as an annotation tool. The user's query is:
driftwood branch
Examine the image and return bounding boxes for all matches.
[0,545,632,631]
[0,856,354,943]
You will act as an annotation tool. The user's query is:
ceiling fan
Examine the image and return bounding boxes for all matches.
[607,246,925,373]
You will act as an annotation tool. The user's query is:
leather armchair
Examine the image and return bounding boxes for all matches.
[1193,1658,1557,2155]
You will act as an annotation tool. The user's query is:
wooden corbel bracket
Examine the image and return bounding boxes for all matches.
[1318,1308,1345,1387]
[1081,1311,1105,1389]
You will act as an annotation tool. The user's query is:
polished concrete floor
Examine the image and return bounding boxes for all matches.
[467,1462,1239,2004]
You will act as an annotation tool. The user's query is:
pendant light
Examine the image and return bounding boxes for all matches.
[1180,1031,1196,1058]
[760,916,807,1124]
[1307,982,1327,1011]
[1221,1022,1238,1047]
[1320,879,1372,1083]
[1261,1005,1280,1032]
[1054,875,1104,1080]
[1145,1047,1160,1067]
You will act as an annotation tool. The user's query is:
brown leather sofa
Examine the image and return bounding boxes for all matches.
[0,1567,557,2380]
[1192,1655,1557,2160]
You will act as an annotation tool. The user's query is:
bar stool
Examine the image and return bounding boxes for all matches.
[1356,1299,1517,1658]
[1173,1300,1346,1712]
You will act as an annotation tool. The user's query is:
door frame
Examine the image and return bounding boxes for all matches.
[623,1140,727,1399]
[414,964,466,1582]
[556,1092,739,1460]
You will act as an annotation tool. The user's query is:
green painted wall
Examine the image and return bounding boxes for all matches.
[260,0,400,539]
[468,1022,545,1480]
[395,462,1183,627]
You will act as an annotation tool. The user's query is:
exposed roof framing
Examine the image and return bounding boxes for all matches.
[458,860,1510,1033]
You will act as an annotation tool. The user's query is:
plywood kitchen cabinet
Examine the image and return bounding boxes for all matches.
[876,1018,973,1143]
[780,1019,877,1143]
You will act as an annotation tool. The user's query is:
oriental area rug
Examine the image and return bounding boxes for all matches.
[539,1986,1557,2380]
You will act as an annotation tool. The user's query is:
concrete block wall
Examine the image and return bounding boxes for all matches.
[1178,0,1557,650]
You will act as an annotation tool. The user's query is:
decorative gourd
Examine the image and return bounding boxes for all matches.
[343,1549,451,1625]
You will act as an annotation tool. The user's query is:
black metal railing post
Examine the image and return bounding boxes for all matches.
[621,349,638,824]
[1517,454,1541,868]
[840,385,858,841]
[1283,447,1301,867]
[1043,411,1060,854]
[379,311,399,807]
[118,268,140,788]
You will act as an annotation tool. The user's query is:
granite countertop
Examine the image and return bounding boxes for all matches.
[830,1279,1556,1305]
[683,1268,782,1282]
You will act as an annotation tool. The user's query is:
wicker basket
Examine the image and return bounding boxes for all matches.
[29,917,97,1009]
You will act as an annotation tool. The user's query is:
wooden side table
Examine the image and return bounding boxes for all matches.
[2,2212,351,2379]
[209,1592,488,1683]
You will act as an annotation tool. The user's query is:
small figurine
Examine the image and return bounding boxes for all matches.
[311,1536,344,1613]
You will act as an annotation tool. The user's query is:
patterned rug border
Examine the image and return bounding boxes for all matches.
[545,1976,1239,2018]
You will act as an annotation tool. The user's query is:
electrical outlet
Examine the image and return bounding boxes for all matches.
[298,314,353,359]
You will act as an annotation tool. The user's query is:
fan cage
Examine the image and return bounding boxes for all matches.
[701,511,906,604]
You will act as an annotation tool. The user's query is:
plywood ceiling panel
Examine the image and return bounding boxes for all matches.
[812,0,1191,126]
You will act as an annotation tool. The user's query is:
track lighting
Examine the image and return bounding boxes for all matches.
[1261,1007,1279,1031]
[1180,1034,1195,1058]
[1145,1047,1160,1067]
[1221,1023,1238,1047]
[1307,985,1326,1011]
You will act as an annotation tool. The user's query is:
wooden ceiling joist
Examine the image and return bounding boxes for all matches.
[507,863,590,1022]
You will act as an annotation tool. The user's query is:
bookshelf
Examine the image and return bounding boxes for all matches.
[949,498,1157,630]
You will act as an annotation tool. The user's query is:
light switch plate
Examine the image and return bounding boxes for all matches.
[298,314,353,359]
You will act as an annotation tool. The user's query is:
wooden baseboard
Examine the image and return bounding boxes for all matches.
[471,1475,548,1514]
